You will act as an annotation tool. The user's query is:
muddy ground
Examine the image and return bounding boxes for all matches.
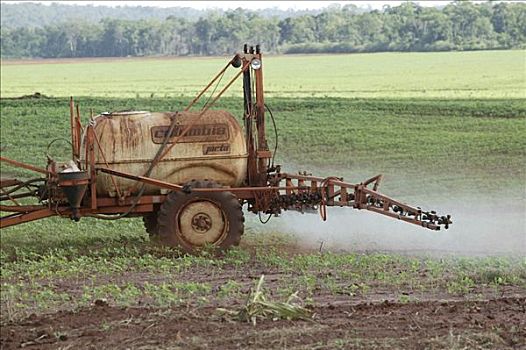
[1,258,525,350]
[1,297,525,350]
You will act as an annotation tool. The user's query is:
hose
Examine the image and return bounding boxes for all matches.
[258,211,272,224]
[45,138,72,161]
[264,103,278,168]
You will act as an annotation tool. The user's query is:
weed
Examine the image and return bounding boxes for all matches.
[398,294,411,304]
[218,280,243,298]
[447,276,476,295]
[217,275,312,325]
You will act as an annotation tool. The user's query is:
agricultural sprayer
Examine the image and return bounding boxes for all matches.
[1,45,452,253]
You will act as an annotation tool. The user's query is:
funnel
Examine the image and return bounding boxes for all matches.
[58,171,89,220]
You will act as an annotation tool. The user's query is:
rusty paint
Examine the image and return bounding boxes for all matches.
[80,110,248,197]
[1,156,50,175]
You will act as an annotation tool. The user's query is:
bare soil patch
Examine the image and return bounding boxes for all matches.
[2,296,524,350]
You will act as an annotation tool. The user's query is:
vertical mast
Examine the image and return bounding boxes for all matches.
[253,44,270,183]
[242,44,257,186]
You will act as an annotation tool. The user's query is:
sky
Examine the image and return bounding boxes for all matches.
[2,1,464,11]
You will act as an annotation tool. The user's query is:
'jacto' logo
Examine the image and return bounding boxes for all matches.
[202,144,231,155]
[151,124,229,144]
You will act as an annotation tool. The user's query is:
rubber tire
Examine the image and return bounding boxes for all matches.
[157,180,244,254]
[143,213,159,237]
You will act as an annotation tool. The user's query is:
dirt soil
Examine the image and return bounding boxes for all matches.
[1,282,525,349]
[1,240,525,349]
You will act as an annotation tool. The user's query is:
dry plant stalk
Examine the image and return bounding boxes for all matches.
[218,275,313,325]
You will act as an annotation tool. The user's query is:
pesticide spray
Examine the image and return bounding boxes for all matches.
[250,164,526,257]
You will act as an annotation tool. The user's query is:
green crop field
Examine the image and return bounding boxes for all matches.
[1,50,525,349]
[1,97,525,197]
[1,50,525,99]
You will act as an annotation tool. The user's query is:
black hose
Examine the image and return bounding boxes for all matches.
[258,211,272,224]
[264,103,278,168]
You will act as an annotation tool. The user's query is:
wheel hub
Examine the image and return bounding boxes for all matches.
[191,212,212,233]
[178,200,227,246]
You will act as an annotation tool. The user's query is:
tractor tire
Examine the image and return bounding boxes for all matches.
[143,213,159,237]
[157,180,244,254]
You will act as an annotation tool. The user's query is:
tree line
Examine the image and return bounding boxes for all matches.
[0,2,327,28]
[1,1,524,59]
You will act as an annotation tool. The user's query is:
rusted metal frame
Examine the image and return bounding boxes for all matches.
[84,126,90,171]
[285,179,294,195]
[198,58,247,113]
[362,174,382,191]
[365,206,439,230]
[254,53,270,184]
[279,174,321,193]
[229,185,301,193]
[0,201,154,228]
[153,61,251,169]
[98,167,183,191]
[0,156,50,175]
[69,97,77,159]
[340,186,348,203]
[280,173,327,182]
[297,179,305,193]
[0,187,21,205]
[91,128,123,199]
[325,189,357,207]
[225,189,256,199]
[89,204,153,214]
[280,173,350,190]
[0,179,24,188]
[332,200,357,207]
[97,195,165,207]
[58,179,89,187]
[280,173,377,192]
[86,124,97,210]
[353,184,367,209]
[0,190,38,202]
[75,103,83,159]
[0,179,42,205]
[184,55,239,112]
[355,188,444,229]
[326,189,342,201]
[0,204,47,212]
[327,183,335,206]
[68,98,81,160]
[361,187,421,215]
[97,167,306,197]
[277,174,369,215]
[0,208,58,229]
[244,58,258,187]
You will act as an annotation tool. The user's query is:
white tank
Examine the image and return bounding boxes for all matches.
[80,110,248,196]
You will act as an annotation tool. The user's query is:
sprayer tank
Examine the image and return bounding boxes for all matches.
[80,110,248,196]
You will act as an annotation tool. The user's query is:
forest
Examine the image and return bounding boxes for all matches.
[1,1,525,58]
